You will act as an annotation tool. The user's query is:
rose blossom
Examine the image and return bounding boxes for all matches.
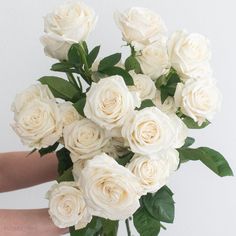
[78,153,142,220]
[46,182,91,229]
[12,98,62,149]
[168,30,212,80]
[127,149,179,194]
[137,39,170,79]
[41,1,97,60]
[174,78,222,125]
[59,102,81,128]
[114,7,167,51]
[84,75,141,130]
[122,107,175,155]
[12,84,54,114]
[63,119,109,162]
[169,114,188,148]
[128,71,156,100]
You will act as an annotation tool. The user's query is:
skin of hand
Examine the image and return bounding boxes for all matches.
[0,151,69,236]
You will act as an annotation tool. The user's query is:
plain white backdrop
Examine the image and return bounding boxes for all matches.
[0,0,236,235]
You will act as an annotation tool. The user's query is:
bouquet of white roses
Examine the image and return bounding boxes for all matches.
[11,1,233,236]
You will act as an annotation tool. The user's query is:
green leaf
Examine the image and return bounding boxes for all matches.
[38,142,59,157]
[133,207,161,236]
[125,55,142,73]
[142,186,175,224]
[164,71,181,96]
[57,167,74,183]
[117,152,134,166]
[182,116,210,129]
[101,219,119,236]
[39,76,79,102]
[102,66,134,86]
[81,41,89,55]
[182,137,195,148]
[98,53,122,71]
[68,44,82,64]
[155,75,168,89]
[87,46,101,68]
[157,68,181,103]
[56,148,73,175]
[73,97,86,117]
[160,87,169,104]
[70,217,102,236]
[178,147,234,177]
[26,148,37,157]
[137,99,155,111]
[51,62,74,72]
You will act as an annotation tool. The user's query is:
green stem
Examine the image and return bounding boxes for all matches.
[125,218,131,236]
[130,45,136,57]
[79,43,91,76]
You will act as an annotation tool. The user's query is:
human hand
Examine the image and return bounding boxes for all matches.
[0,152,69,236]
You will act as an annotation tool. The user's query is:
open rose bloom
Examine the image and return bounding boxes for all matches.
[11,1,233,236]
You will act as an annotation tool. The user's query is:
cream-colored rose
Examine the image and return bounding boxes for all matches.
[40,34,73,61]
[59,102,81,128]
[41,1,97,60]
[12,99,62,149]
[12,84,54,114]
[128,71,156,100]
[169,114,188,148]
[174,79,221,125]
[162,149,180,172]
[63,119,109,162]
[127,150,179,194]
[114,7,167,51]
[46,182,91,229]
[84,76,141,130]
[168,31,211,80]
[153,90,177,114]
[122,107,175,155]
[78,153,141,220]
[183,62,213,81]
[137,39,170,79]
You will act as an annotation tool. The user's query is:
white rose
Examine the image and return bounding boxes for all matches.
[137,39,170,79]
[153,90,177,114]
[127,150,179,194]
[46,182,91,229]
[183,62,213,81]
[63,119,109,162]
[12,84,54,114]
[40,34,73,61]
[114,7,167,51]
[59,102,81,128]
[169,114,188,148]
[174,79,222,125]
[41,2,97,60]
[162,149,180,172]
[12,99,62,149]
[84,76,141,130]
[128,71,156,100]
[78,153,141,220]
[122,107,175,155]
[168,30,211,80]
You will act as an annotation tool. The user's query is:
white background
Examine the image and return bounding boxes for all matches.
[0,0,236,236]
